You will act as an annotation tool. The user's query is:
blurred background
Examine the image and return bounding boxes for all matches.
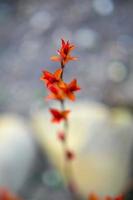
[0,0,133,199]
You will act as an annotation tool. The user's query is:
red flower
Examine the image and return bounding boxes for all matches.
[61,79,80,101]
[46,79,80,101]
[50,108,70,123]
[46,85,66,101]
[40,68,62,87]
[0,188,21,200]
[66,150,75,160]
[51,39,77,65]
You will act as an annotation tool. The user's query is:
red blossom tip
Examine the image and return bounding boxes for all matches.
[51,38,77,65]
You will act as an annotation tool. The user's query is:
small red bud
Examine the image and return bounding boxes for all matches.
[57,131,65,141]
[66,150,75,160]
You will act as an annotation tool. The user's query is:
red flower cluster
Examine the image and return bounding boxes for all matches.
[46,79,80,101]
[88,193,125,200]
[0,188,21,200]
[40,38,126,199]
[40,39,78,195]
[51,39,77,65]
[41,38,80,123]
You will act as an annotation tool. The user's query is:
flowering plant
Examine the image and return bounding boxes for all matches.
[40,39,125,200]
[40,39,80,199]
[41,38,80,165]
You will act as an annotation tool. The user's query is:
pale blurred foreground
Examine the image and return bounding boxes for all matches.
[0,102,132,199]
[32,101,133,198]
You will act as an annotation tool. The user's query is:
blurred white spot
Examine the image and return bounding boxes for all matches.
[92,0,114,16]
[52,27,72,47]
[74,28,99,49]
[30,11,53,33]
[0,115,36,191]
[108,61,127,83]
[20,39,41,60]
[108,41,127,61]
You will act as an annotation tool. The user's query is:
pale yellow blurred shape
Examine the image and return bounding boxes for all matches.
[110,107,132,125]
[32,102,133,198]
[72,153,128,198]
[0,115,25,141]
[32,102,109,165]
[0,114,35,191]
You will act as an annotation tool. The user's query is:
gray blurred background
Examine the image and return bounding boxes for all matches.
[0,0,133,199]
[1,0,133,114]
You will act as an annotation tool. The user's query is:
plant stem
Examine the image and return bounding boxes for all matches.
[60,62,69,181]
[59,61,79,200]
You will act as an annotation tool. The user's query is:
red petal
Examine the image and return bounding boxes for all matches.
[61,38,65,46]
[50,108,61,117]
[50,56,61,62]
[49,109,69,123]
[54,68,62,79]
[67,92,76,101]
[49,85,59,94]
[62,110,70,118]
[50,109,62,123]
[40,71,51,81]
[68,79,80,91]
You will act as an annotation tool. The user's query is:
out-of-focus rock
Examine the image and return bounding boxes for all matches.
[0,114,36,192]
[31,101,133,198]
